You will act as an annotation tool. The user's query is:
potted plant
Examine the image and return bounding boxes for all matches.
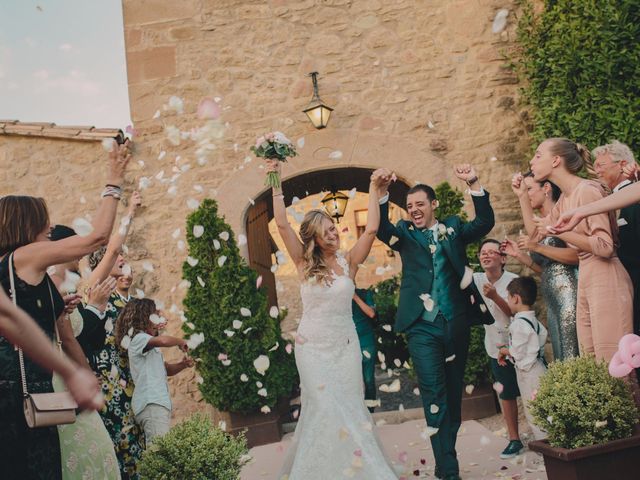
[138,414,250,480]
[528,356,640,480]
[182,199,298,447]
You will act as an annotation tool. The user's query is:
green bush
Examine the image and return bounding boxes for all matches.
[463,326,492,386]
[182,199,298,413]
[516,0,640,154]
[530,356,638,449]
[139,414,249,480]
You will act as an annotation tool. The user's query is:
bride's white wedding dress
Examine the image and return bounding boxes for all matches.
[279,255,398,479]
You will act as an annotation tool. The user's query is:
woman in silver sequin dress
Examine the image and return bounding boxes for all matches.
[503,172,580,360]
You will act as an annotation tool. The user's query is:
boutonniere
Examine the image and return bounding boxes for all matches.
[438,223,455,241]
[408,224,415,231]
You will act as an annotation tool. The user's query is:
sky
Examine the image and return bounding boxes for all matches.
[0,1,131,128]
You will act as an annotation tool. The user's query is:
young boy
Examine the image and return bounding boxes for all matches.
[498,277,547,441]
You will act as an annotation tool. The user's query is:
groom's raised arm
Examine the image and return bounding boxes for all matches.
[377,195,403,250]
[451,164,495,243]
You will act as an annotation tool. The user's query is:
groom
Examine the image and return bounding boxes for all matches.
[377,165,495,480]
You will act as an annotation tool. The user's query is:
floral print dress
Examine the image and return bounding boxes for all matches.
[90,293,145,480]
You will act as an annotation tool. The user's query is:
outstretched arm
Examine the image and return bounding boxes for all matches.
[553,182,640,232]
[266,160,304,266]
[453,164,495,243]
[348,171,386,272]
[89,190,141,285]
[511,173,537,236]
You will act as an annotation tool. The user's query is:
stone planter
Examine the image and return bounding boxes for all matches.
[207,398,290,448]
[461,384,499,421]
[528,428,640,480]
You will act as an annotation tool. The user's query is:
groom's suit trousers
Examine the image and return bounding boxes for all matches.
[407,313,470,477]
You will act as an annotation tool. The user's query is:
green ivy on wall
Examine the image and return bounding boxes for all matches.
[516,0,640,154]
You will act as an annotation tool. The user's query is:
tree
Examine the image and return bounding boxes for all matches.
[182,199,298,413]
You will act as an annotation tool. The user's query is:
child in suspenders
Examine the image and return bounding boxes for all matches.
[498,277,548,441]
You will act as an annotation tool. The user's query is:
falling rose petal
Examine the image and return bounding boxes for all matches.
[257,388,267,397]
[465,385,475,395]
[362,350,371,359]
[197,276,205,287]
[419,293,435,312]
[224,329,234,337]
[165,125,181,146]
[479,304,487,313]
[158,150,166,161]
[72,218,93,237]
[186,332,205,349]
[168,95,184,113]
[382,324,392,332]
[430,404,439,414]
[153,109,161,119]
[394,358,402,367]
[240,307,251,317]
[329,150,343,160]
[260,406,271,414]
[492,8,509,34]
[445,354,456,362]
[354,449,362,458]
[595,420,607,428]
[375,266,386,276]
[348,187,357,199]
[138,177,151,190]
[379,379,401,393]
[196,376,204,384]
[398,451,409,464]
[493,382,504,394]
[193,225,205,238]
[217,256,227,267]
[296,137,305,148]
[149,314,165,325]
[135,288,145,298]
[197,97,221,120]
[177,240,185,251]
[269,306,279,318]
[238,234,247,246]
[427,120,435,129]
[295,334,307,345]
[186,256,199,267]
[142,261,154,272]
[256,275,263,289]
[101,138,115,152]
[59,270,81,293]
[269,342,279,352]
[459,266,474,289]
[253,355,270,375]
[217,353,228,361]
[232,320,243,329]
[219,231,230,241]
[547,415,553,424]
[391,172,398,182]
[389,235,399,246]
[213,239,221,250]
[120,335,131,350]
[413,388,420,396]
[480,435,491,446]
[421,426,439,439]
[187,198,200,210]
[240,374,249,382]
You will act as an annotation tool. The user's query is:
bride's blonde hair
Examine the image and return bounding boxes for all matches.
[299,209,334,281]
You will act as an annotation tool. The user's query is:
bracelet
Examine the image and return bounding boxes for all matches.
[105,183,122,189]
[101,186,122,200]
[465,176,479,186]
[273,193,284,198]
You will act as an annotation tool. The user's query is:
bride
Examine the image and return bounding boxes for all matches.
[266,160,399,480]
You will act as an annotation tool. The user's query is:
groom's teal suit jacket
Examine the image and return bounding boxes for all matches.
[377,192,496,332]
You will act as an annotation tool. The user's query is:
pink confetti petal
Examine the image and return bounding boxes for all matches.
[493,381,504,394]
[353,449,362,457]
[217,353,228,361]
[398,451,408,463]
[197,97,221,120]
[256,275,263,289]
[285,343,293,354]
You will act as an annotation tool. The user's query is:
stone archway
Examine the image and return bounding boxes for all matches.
[215,129,453,308]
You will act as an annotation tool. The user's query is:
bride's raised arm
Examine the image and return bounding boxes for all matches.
[347,169,388,274]
[267,159,304,267]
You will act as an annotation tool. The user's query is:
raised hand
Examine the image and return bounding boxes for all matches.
[517,232,537,251]
[65,367,104,411]
[623,161,639,182]
[371,168,392,197]
[107,139,132,187]
[453,164,478,184]
[482,282,498,300]
[501,237,521,257]
[62,294,82,315]
[127,190,142,216]
[87,276,117,310]
[511,172,526,198]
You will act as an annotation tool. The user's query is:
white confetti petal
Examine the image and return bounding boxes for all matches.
[329,150,343,160]
[419,293,435,312]
[224,329,234,337]
[362,350,371,359]
[187,198,200,210]
[101,138,115,152]
[260,406,271,414]
[186,256,199,267]
[480,435,491,446]
[193,225,205,238]
[253,355,270,375]
[465,385,475,395]
[269,306,279,318]
[348,187,356,199]
[257,388,267,397]
[59,270,81,293]
[445,354,456,362]
[172,228,181,239]
[240,307,251,317]
[135,288,145,298]
[297,137,305,148]
[168,95,184,113]
[72,218,93,237]
[232,320,243,329]
[430,404,439,414]
[142,260,154,272]
[217,256,227,267]
[421,426,439,439]
[382,324,392,332]
[240,374,249,382]
[219,231,230,241]
[492,8,509,34]
[379,379,401,393]
[238,234,247,246]
[389,236,399,246]
[186,332,205,349]
[197,276,205,287]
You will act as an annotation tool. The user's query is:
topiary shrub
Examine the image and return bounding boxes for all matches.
[530,356,638,449]
[182,199,298,414]
[138,414,249,480]
[516,0,640,154]
[372,275,410,367]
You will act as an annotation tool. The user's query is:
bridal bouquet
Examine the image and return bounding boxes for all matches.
[250,131,298,188]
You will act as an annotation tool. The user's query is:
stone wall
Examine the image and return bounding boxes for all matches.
[1,0,532,423]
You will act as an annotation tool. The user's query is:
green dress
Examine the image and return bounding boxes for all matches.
[352,288,377,407]
[89,293,145,480]
[53,308,121,479]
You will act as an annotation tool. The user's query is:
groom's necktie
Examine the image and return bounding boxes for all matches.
[423,228,435,246]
